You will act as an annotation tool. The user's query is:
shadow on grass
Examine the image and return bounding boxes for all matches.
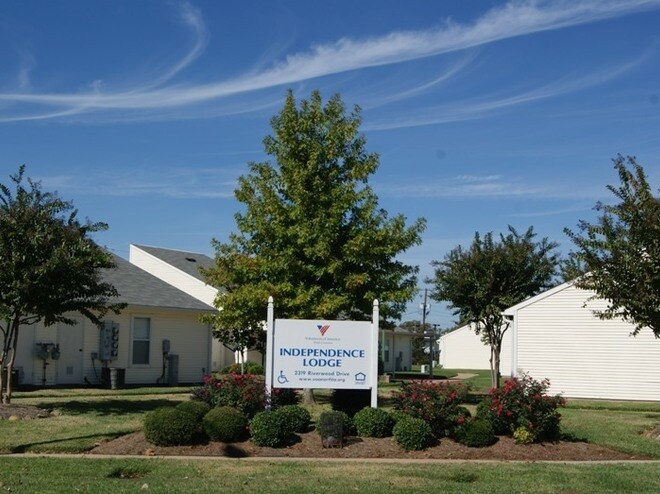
[10,431,130,453]
[36,398,180,416]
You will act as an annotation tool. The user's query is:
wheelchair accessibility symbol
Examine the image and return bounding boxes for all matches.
[277,370,289,384]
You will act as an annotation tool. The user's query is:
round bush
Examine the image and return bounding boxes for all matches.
[275,405,311,433]
[250,411,292,447]
[455,419,496,447]
[353,407,395,438]
[442,405,472,438]
[513,426,535,445]
[476,398,509,435]
[389,409,409,424]
[176,400,211,422]
[203,406,248,442]
[143,407,199,446]
[393,416,434,451]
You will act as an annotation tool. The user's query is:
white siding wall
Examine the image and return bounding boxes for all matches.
[14,308,213,386]
[129,245,218,306]
[439,325,513,375]
[211,339,237,371]
[515,284,660,401]
[15,325,37,386]
[115,308,212,385]
[382,334,413,372]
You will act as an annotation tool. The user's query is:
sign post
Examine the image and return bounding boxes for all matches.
[265,298,379,408]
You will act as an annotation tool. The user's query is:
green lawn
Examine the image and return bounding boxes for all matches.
[1,386,659,492]
[1,389,190,453]
[0,457,658,493]
[561,399,660,458]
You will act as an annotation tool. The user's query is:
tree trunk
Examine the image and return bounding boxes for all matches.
[4,326,20,404]
[0,364,4,404]
[0,321,15,404]
[302,388,316,405]
[489,339,502,390]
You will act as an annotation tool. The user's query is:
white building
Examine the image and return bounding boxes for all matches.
[130,244,259,369]
[437,281,660,401]
[14,253,218,387]
[438,323,513,375]
[504,281,659,401]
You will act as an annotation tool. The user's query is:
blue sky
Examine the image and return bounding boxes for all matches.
[1,1,659,327]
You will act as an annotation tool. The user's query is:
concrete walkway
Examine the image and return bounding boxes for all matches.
[449,372,479,380]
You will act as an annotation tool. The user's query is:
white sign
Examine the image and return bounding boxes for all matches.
[272,319,371,389]
[265,298,379,407]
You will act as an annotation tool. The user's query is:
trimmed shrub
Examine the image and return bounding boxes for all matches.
[250,411,292,447]
[455,419,496,447]
[513,426,535,445]
[275,405,311,433]
[476,374,565,442]
[393,416,434,451]
[330,389,371,418]
[143,407,198,446]
[220,362,265,375]
[393,380,471,437]
[389,409,409,424]
[203,406,248,442]
[353,407,395,438]
[176,400,211,423]
[442,406,472,438]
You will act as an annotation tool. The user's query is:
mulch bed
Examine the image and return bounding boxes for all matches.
[2,403,653,461]
[89,430,650,461]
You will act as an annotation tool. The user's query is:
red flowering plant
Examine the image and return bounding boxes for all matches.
[476,374,566,442]
[393,380,471,437]
[192,372,298,418]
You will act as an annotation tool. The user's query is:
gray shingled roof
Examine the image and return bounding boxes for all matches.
[133,244,213,282]
[103,254,215,311]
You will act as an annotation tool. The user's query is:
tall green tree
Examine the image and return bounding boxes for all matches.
[0,166,124,403]
[204,90,426,368]
[565,155,659,337]
[430,226,559,389]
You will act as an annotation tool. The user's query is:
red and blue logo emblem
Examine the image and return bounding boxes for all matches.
[317,324,330,336]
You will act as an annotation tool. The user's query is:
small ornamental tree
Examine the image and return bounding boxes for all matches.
[565,155,659,337]
[0,166,124,403]
[430,226,559,388]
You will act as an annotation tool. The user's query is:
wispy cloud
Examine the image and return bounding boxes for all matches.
[377,174,605,200]
[508,204,594,217]
[365,52,650,130]
[1,0,658,122]
[38,166,242,199]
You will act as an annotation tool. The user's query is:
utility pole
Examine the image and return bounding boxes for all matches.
[432,323,440,374]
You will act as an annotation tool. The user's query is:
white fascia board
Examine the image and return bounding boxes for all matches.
[503,280,575,316]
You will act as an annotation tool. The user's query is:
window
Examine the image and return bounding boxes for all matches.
[132,317,151,365]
